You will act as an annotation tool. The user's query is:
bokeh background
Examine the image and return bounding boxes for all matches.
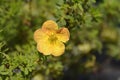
[0,0,120,80]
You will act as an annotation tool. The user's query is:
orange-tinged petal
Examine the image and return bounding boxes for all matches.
[57,28,70,43]
[42,20,58,30]
[37,39,52,55]
[52,41,65,56]
[34,29,48,43]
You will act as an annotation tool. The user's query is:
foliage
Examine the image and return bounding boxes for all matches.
[0,0,120,80]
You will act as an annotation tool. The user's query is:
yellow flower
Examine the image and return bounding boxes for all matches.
[34,20,70,56]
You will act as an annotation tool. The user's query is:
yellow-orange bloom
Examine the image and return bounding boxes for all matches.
[34,20,70,56]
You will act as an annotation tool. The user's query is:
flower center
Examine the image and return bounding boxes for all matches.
[48,33,58,43]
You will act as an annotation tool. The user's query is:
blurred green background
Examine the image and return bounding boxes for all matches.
[0,0,120,80]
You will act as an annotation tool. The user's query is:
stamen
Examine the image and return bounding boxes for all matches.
[49,34,58,43]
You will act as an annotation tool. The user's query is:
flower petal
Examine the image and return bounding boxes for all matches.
[52,41,65,56]
[34,29,48,43]
[37,39,52,55]
[57,28,70,43]
[42,20,58,30]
